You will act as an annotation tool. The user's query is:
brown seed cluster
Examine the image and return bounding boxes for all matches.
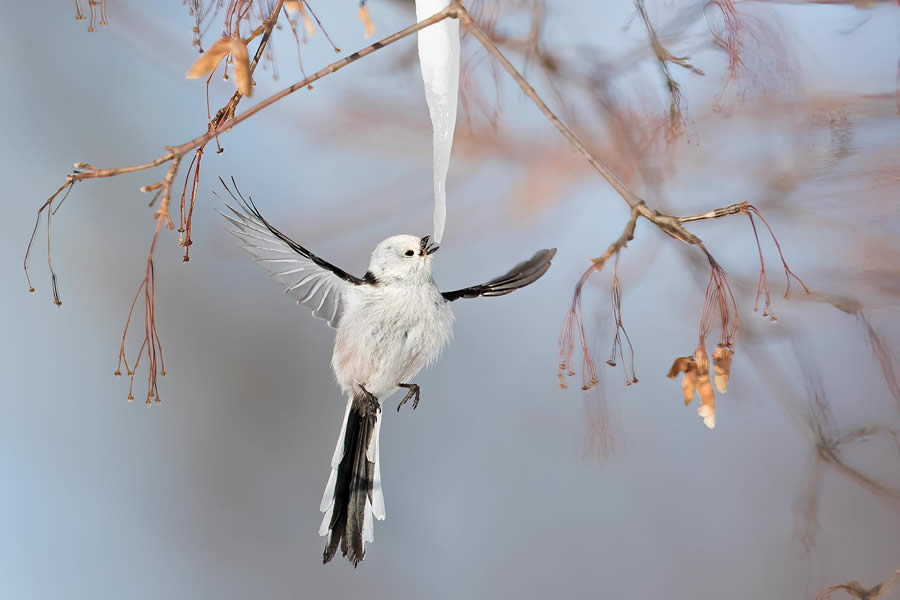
[667,344,734,429]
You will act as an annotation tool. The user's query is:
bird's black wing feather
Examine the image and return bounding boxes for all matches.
[441,248,557,301]
[219,177,370,328]
[219,176,366,285]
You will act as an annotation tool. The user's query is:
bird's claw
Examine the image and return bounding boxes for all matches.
[359,384,381,415]
[396,383,420,412]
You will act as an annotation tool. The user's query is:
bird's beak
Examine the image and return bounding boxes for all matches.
[420,235,439,256]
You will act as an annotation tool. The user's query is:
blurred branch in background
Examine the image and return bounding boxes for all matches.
[817,568,900,600]
[794,351,900,554]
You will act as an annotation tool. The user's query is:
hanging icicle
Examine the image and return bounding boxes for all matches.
[415,0,460,244]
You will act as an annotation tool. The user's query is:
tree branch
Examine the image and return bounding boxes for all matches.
[454,3,705,247]
[455,4,643,210]
[54,5,453,190]
[678,202,747,223]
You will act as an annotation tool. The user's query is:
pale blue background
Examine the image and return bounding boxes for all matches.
[2,2,899,599]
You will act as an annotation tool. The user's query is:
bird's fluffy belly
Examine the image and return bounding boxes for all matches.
[331,285,453,399]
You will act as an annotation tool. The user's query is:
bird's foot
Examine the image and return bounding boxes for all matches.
[358,384,381,415]
[397,383,420,412]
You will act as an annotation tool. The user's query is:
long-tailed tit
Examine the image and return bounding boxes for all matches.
[220,180,556,566]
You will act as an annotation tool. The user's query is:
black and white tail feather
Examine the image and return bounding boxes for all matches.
[319,390,385,566]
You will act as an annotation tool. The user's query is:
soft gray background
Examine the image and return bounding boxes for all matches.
[2,2,899,599]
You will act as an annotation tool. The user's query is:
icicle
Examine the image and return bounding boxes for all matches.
[415,0,460,244]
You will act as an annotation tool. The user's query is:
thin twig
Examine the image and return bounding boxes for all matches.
[634,0,704,140]
[559,208,640,390]
[24,180,75,298]
[301,0,340,52]
[678,202,747,223]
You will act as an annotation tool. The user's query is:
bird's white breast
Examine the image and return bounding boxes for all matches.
[331,282,454,399]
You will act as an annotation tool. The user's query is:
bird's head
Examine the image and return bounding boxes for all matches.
[367,234,439,284]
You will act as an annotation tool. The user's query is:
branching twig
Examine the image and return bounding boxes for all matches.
[607,253,638,386]
[24,179,76,303]
[677,200,808,319]
[559,208,639,390]
[634,0,704,141]
[796,355,900,553]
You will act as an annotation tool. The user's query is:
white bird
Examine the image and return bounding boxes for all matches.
[219,179,556,567]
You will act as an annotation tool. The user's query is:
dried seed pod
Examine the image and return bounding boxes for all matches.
[694,343,716,428]
[713,345,734,393]
[667,355,698,406]
[697,377,716,429]
[358,6,375,38]
[185,37,231,79]
[229,38,252,97]
[667,356,694,378]
[682,368,698,406]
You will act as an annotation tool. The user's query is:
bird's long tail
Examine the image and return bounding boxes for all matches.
[319,390,385,566]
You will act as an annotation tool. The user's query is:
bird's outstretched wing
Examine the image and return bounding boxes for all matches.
[441,248,557,301]
[218,177,367,327]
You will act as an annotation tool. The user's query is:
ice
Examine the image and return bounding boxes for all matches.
[415,0,460,244]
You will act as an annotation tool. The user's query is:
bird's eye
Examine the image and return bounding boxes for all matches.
[404,250,415,257]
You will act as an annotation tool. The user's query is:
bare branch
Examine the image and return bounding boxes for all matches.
[24,180,75,301]
[44,3,452,193]
[457,4,645,210]
[678,202,747,224]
